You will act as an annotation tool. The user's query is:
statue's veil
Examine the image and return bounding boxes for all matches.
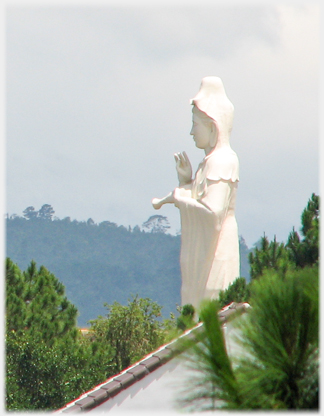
[190,76,234,143]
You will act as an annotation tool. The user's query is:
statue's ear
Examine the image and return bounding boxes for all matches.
[209,121,218,148]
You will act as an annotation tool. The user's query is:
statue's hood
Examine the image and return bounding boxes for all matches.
[190,76,234,138]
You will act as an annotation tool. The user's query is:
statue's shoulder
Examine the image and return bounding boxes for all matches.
[205,148,239,182]
[207,147,238,162]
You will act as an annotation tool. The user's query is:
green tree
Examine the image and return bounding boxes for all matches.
[6,331,72,410]
[5,259,113,411]
[179,266,318,411]
[236,266,318,409]
[89,296,166,373]
[23,206,38,220]
[176,304,196,331]
[249,194,320,280]
[249,234,291,280]
[218,277,250,308]
[142,215,171,233]
[38,204,55,220]
[6,259,79,343]
[6,258,27,332]
[287,193,319,268]
[6,329,113,410]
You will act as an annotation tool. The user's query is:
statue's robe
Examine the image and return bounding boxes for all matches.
[175,146,239,310]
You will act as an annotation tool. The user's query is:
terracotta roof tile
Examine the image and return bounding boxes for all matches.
[99,380,122,397]
[126,364,149,380]
[74,396,95,409]
[152,348,173,363]
[140,355,161,372]
[87,388,109,401]
[113,372,136,389]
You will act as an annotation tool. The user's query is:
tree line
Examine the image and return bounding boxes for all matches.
[6,208,251,326]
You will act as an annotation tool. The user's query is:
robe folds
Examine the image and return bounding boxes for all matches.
[174,146,240,311]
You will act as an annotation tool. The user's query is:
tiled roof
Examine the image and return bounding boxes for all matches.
[56,302,250,413]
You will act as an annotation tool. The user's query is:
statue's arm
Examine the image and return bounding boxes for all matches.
[199,180,232,214]
[151,151,192,210]
[173,180,232,225]
[152,184,192,210]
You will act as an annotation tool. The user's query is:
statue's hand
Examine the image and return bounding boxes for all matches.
[152,197,164,210]
[152,192,174,210]
[174,151,192,186]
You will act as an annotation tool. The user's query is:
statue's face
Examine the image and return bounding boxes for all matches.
[190,112,212,151]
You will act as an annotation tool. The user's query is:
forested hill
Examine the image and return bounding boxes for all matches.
[6,207,251,327]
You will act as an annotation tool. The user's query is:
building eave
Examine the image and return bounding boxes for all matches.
[56,302,250,413]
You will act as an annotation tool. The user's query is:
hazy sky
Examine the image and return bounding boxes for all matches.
[5,1,319,247]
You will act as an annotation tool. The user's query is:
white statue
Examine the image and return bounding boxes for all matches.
[152,76,240,311]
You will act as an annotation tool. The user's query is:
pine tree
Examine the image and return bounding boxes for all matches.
[23,206,38,220]
[218,277,250,308]
[249,234,291,280]
[6,258,27,333]
[142,215,171,233]
[5,259,113,411]
[19,260,79,344]
[249,194,320,279]
[179,266,318,411]
[287,193,319,268]
[38,204,55,220]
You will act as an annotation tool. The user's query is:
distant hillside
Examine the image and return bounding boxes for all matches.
[6,208,251,326]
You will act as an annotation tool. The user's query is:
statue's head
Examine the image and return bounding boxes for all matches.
[190,76,234,142]
[190,105,218,153]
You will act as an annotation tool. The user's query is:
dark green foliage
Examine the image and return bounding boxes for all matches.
[6,260,172,411]
[22,204,55,221]
[180,266,319,411]
[142,215,171,233]
[6,258,27,332]
[249,234,291,280]
[218,277,250,308]
[23,206,38,220]
[6,331,70,410]
[6,329,113,411]
[176,303,196,331]
[182,303,195,317]
[287,193,319,268]
[38,203,55,220]
[88,296,166,374]
[249,194,319,280]
[6,209,251,325]
[236,266,319,409]
[6,258,78,343]
[5,260,113,411]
